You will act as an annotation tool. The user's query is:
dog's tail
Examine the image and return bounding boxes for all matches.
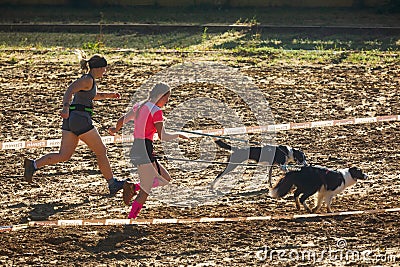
[269,171,297,198]
[215,139,234,151]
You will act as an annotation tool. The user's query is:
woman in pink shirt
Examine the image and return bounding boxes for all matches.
[109,83,187,219]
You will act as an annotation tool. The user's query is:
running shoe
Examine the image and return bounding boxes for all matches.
[123,181,138,206]
[108,178,126,196]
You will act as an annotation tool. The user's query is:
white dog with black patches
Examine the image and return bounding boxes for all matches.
[270,165,368,213]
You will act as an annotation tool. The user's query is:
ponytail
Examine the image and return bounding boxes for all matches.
[74,50,107,72]
[75,49,89,72]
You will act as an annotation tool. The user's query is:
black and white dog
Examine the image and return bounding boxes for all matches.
[269,165,368,213]
[210,139,307,189]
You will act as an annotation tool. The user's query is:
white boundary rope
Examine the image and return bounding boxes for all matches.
[1,207,399,232]
[1,115,398,232]
[1,114,399,150]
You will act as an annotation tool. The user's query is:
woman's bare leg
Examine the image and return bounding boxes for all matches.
[128,161,172,219]
[79,127,113,180]
[35,130,79,168]
[152,161,171,182]
[134,161,170,204]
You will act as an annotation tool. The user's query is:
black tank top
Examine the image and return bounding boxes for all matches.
[71,74,97,107]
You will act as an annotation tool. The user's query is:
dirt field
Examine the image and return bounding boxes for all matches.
[0,51,399,266]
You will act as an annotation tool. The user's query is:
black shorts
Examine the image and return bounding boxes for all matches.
[130,139,156,166]
[62,111,94,136]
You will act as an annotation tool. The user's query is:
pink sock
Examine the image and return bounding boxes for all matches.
[128,200,143,219]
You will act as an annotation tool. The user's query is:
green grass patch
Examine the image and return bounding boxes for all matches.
[0,31,210,50]
[2,29,397,52]
[0,29,398,67]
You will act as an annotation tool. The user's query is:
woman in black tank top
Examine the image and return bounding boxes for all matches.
[23,54,127,196]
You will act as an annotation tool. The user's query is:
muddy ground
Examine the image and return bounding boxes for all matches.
[0,51,399,266]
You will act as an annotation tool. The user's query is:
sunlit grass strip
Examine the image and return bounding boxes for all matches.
[0,30,398,51]
[0,32,398,66]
